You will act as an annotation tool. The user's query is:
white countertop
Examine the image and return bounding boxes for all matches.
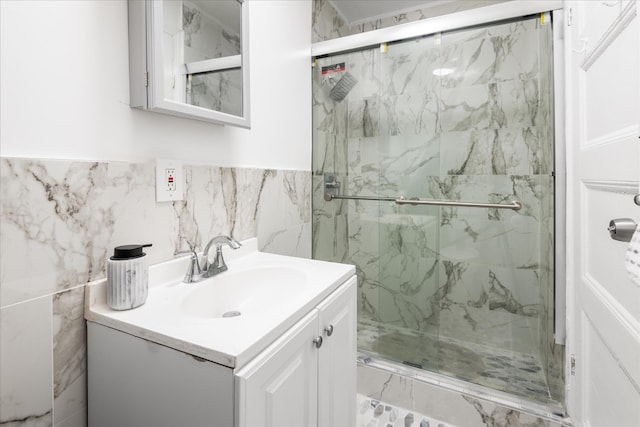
[85,239,355,369]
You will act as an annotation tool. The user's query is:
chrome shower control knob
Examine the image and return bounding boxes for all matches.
[324,325,334,336]
[313,336,323,348]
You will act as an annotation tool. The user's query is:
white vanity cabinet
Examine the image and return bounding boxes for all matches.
[87,275,356,427]
[235,276,356,427]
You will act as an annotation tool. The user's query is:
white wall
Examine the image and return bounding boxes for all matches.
[0,0,312,171]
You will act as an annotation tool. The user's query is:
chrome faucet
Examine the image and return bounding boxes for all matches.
[175,236,241,283]
[201,235,242,278]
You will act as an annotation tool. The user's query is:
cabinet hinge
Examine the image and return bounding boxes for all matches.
[144,72,149,87]
[567,8,573,27]
[570,354,576,376]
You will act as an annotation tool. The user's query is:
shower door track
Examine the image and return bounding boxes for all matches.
[357,353,569,424]
[324,193,522,211]
[312,1,563,57]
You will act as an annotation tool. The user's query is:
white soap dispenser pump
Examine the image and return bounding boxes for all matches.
[107,243,152,310]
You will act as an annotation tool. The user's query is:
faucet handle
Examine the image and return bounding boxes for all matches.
[225,237,242,250]
[174,249,202,283]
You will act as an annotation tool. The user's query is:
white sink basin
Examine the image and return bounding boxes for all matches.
[181,266,307,318]
[85,238,355,369]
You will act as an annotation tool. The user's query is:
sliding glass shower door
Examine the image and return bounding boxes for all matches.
[312,14,561,405]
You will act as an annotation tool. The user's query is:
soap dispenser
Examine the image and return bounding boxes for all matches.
[107,243,152,310]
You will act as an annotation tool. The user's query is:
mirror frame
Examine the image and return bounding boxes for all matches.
[128,0,250,128]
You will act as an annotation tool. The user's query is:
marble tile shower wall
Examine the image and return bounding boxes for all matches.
[312,14,554,380]
[0,158,310,426]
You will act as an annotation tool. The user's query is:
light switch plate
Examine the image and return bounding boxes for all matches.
[155,159,184,202]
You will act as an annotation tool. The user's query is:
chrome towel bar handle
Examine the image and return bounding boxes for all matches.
[324,193,522,211]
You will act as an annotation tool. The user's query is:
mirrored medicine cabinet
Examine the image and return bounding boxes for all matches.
[128,0,250,128]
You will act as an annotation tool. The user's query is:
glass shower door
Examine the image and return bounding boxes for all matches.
[367,34,444,373]
[370,16,557,402]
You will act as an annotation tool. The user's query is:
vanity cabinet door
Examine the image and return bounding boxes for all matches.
[235,311,319,427]
[317,277,357,427]
[87,322,234,427]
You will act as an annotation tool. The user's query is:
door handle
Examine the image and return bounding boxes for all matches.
[608,218,638,242]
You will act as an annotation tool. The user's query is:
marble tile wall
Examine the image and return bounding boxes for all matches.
[0,157,310,426]
[312,11,558,404]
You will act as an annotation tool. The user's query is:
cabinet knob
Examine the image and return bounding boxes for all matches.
[313,336,323,348]
[324,324,334,336]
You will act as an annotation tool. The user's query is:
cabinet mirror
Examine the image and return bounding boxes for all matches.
[128,0,250,128]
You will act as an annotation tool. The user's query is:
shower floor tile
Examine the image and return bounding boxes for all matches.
[357,318,553,403]
[357,393,451,427]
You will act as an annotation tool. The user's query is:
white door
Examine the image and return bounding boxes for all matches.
[235,311,319,427]
[317,277,357,427]
[566,1,640,426]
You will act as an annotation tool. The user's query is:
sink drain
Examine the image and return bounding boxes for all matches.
[222,310,241,318]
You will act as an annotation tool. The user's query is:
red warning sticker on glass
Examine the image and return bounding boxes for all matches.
[321,63,346,75]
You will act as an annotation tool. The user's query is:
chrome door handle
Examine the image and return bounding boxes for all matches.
[608,218,638,242]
